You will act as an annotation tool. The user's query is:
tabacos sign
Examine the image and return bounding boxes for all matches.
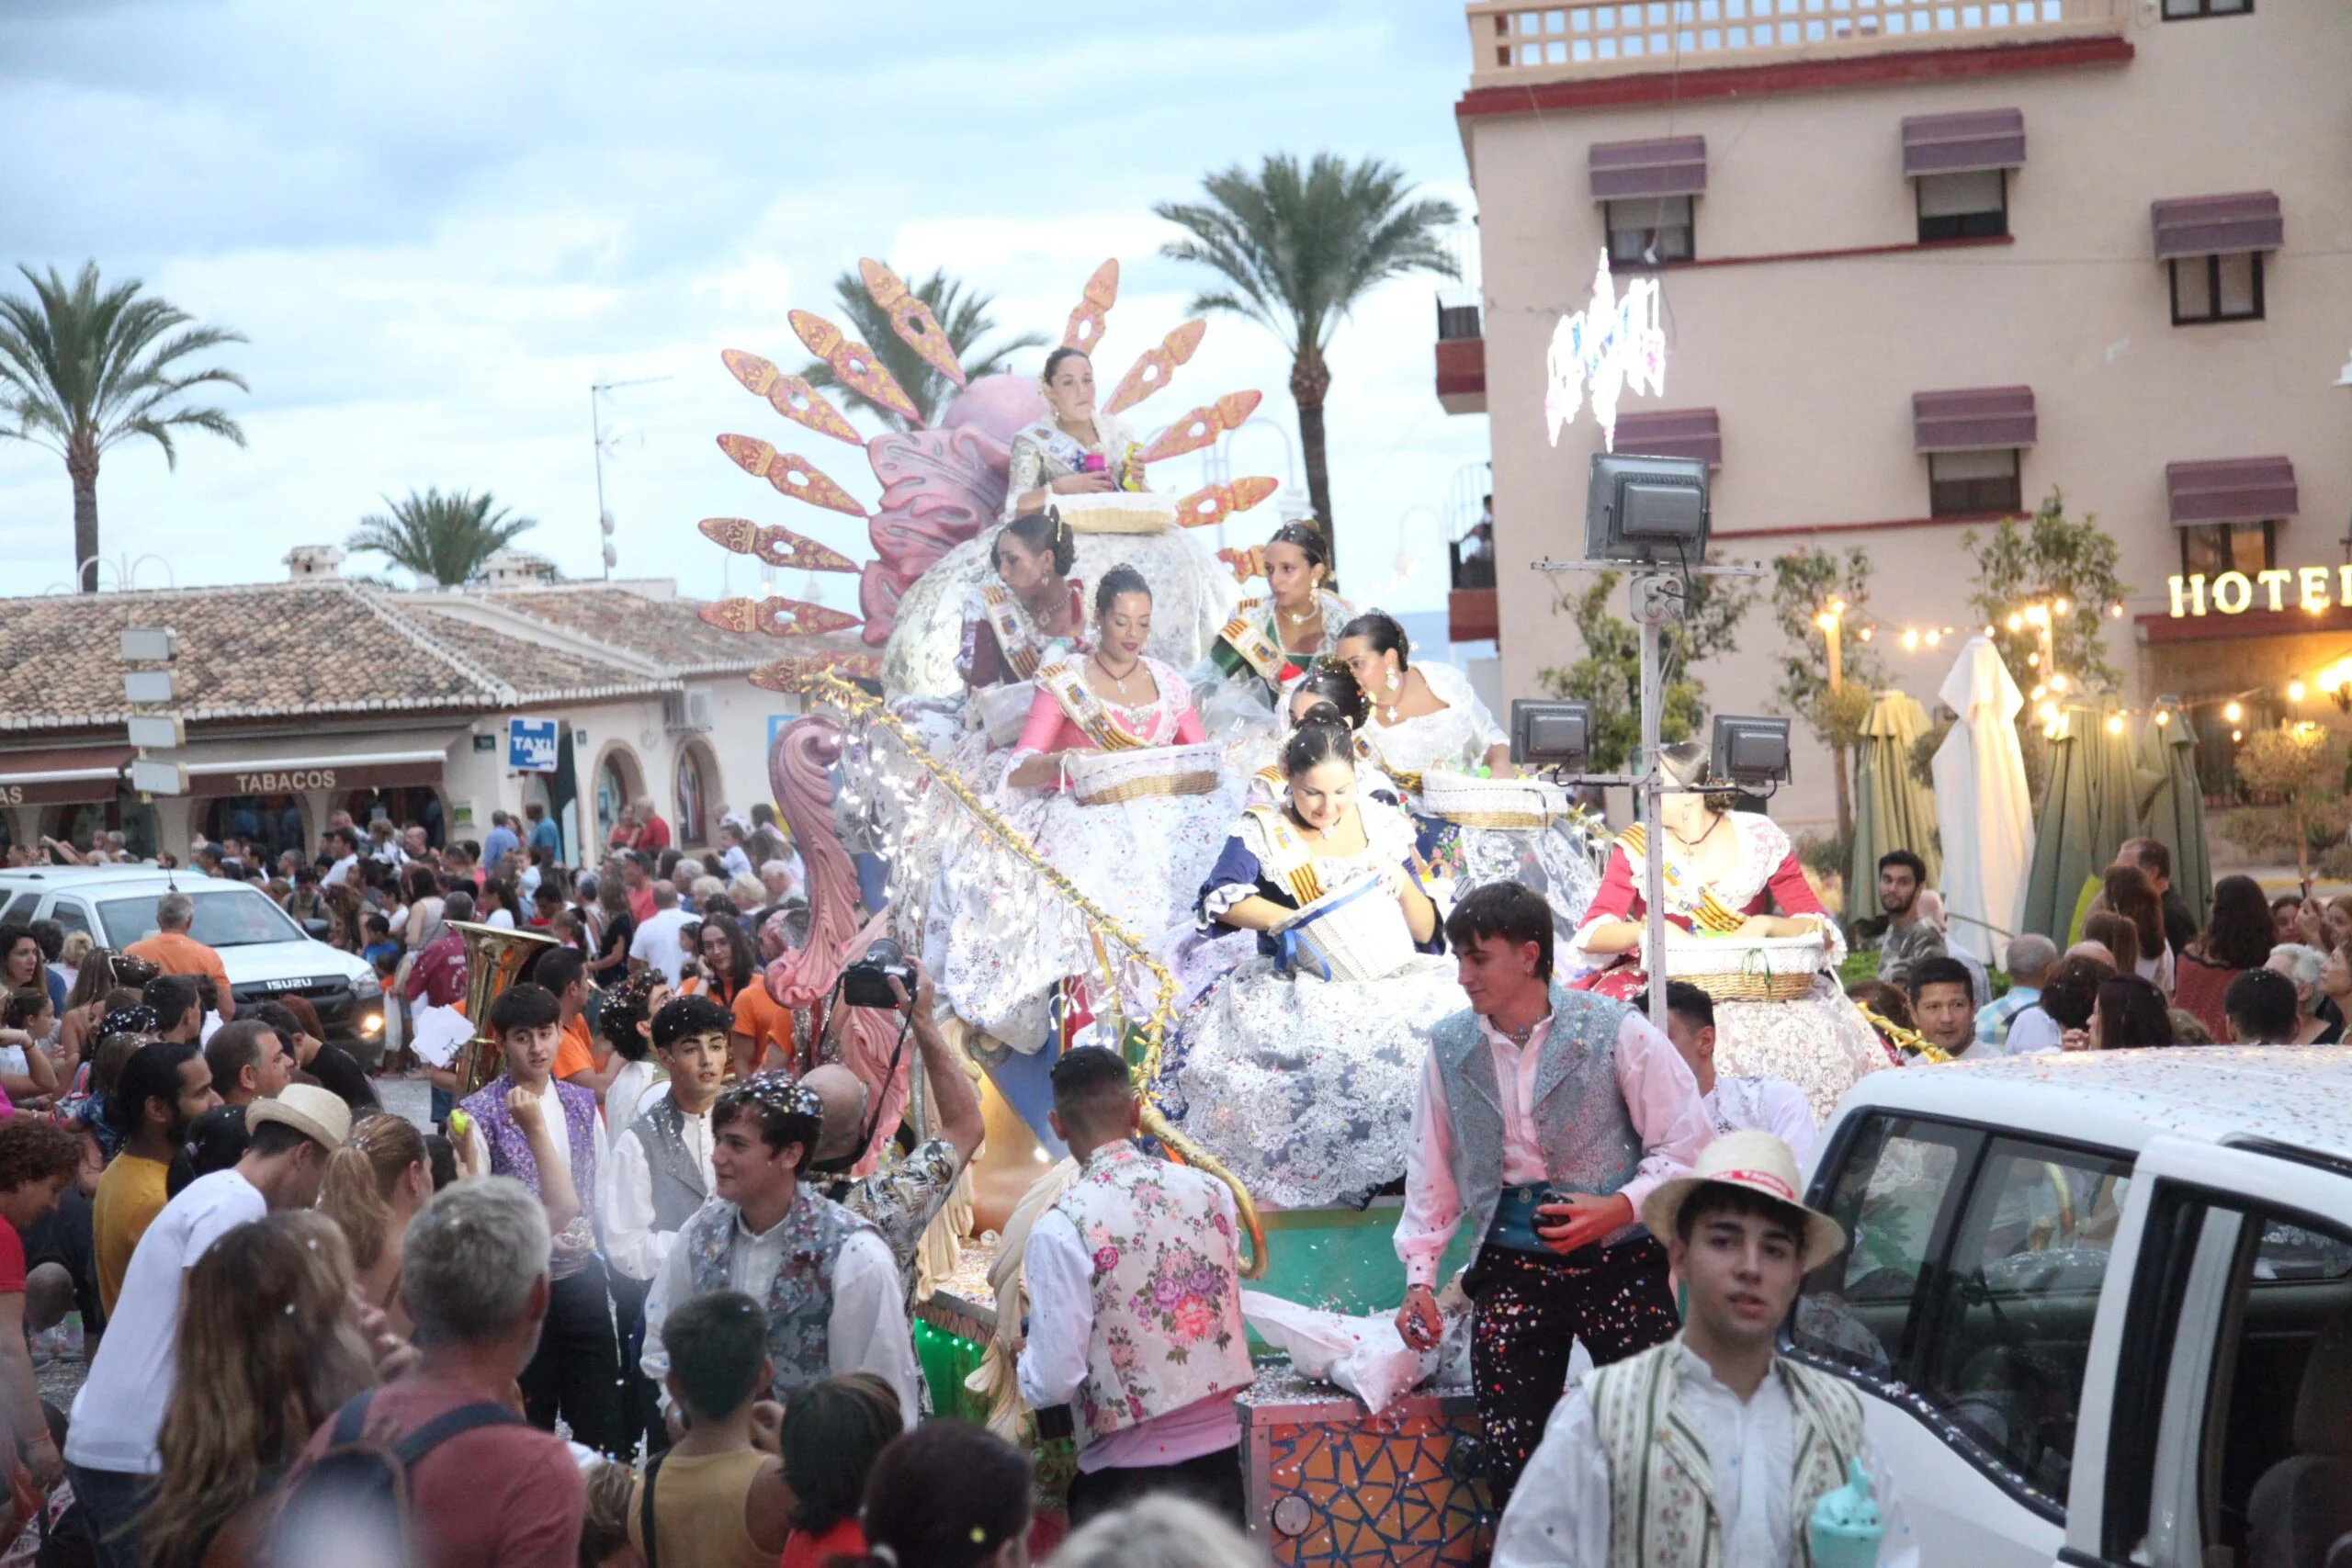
[2169,566,2352,617]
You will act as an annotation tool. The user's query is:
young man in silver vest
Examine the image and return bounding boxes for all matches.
[1395,881,1712,1505]
[603,992,731,1451]
[1493,1130,1917,1567]
[1017,1046,1253,1527]
[639,1070,919,1427]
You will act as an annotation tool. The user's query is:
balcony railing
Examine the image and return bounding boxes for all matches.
[1466,0,2126,88]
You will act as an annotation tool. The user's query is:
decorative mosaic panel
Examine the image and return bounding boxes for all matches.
[1246,1373,1491,1566]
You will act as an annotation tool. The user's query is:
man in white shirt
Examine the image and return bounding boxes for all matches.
[1018,1047,1253,1526]
[1652,981,1815,1168]
[1394,883,1712,1506]
[640,1070,917,1427]
[628,882,695,987]
[1494,1130,1917,1568]
[64,1087,351,1568]
[456,981,622,1456]
[602,993,728,1450]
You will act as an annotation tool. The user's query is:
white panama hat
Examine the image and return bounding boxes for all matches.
[1641,1129,1846,1272]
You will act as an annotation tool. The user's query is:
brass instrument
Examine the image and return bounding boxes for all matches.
[449,919,560,1098]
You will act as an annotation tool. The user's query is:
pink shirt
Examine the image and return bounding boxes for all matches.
[1394,1007,1712,1287]
[1012,657,1206,784]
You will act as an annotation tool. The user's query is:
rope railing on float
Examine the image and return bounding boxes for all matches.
[786,669,1270,1278]
[1853,1001,1954,1065]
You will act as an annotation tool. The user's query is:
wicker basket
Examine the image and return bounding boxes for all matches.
[1067,740,1224,806]
[1271,875,1419,983]
[1662,932,1826,1003]
[1419,769,1568,829]
[975,682,1037,749]
[1057,492,1175,534]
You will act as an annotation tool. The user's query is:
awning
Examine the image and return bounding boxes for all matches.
[0,744,133,807]
[1613,407,1723,466]
[181,733,459,799]
[2151,192,2282,260]
[1914,386,2037,452]
[2166,457,2298,526]
[1589,136,1707,200]
[1902,109,2026,176]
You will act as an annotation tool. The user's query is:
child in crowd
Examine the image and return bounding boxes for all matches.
[361,914,401,975]
[627,1289,791,1568]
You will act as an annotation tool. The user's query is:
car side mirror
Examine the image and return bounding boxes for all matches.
[302,918,331,940]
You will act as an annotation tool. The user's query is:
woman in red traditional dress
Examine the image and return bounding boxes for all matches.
[1567,743,1890,1119]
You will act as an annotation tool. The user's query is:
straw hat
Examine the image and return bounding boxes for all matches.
[247,1084,353,1153]
[1640,1129,1846,1271]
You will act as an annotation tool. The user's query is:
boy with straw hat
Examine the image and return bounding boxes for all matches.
[1494,1130,1918,1568]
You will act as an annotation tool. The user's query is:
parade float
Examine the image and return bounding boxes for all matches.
[681,254,1910,1562]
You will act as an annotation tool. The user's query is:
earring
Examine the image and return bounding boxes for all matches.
[1385,669,1403,694]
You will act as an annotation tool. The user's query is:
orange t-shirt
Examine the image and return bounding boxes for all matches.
[125,931,230,995]
[551,1014,598,1083]
[729,985,795,1072]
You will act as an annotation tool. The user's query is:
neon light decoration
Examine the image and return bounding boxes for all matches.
[1544,250,1667,451]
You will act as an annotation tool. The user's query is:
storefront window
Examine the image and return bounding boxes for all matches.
[45,794,159,860]
[2179,520,2274,578]
[337,787,444,852]
[205,795,307,867]
[673,746,710,847]
[595,753,637,848]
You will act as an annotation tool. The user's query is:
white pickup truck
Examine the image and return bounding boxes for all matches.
[1792,1046,2352,1568]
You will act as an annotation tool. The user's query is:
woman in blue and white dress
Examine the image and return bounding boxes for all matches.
[1165,719,1464,1209]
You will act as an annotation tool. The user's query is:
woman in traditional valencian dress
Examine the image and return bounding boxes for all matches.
[937,567,1245,1049]
[957,508,1087,692]
[1567,741,1888,1116]
[1167,718,1462,1208]
[1195,522,1352,736]
[1332,611,1600,933]
[1003,348,1144,520]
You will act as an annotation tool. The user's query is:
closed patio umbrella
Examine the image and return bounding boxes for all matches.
[2019,699,2098,944]
[1931,636,2033,966]
[2139,703,2212,930]
[1849,688,1940,904]
[2086,688,2163,877]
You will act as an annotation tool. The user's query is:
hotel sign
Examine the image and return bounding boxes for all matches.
[2168,567,2352,618]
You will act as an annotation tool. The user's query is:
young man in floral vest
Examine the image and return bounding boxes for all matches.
[1493,1130,1917,1567]
[458,981,623,1455]
[639,1070,919,1427]
[1016,1045,1253,1527]
[1394,881,1713,1506]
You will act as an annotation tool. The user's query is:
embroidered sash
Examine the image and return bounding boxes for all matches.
[1036,659,1151,751]
[981,585,1050,682]
[1242,804,1328,907]
[1212,609,1297,687]
[1615,824,1748,934]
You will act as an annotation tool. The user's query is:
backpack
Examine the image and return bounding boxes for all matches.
[266,1389,522,1568]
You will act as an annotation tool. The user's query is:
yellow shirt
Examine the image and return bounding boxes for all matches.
[93,1154,172,1316]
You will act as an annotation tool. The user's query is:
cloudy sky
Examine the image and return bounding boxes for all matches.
[0,0,1492,617]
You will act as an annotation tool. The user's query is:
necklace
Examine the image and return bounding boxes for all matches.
[1091,654,1144,701]
[1668,811,1726,852]
[1499,1016,1541,1047]
[1276,600,1319,628]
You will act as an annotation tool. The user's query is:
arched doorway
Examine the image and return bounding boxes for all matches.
[673,742,717,848]
[593,746,642,852]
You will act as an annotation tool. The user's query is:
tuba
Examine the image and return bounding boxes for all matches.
[448,919,561,1098]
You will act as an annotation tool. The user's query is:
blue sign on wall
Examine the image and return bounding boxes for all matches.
[508,716,560,773]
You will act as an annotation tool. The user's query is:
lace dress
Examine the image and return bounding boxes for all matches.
[1360,660,1603,937]
[933,656,1248,1051]
[1566,811,1890,1119]
[1001,414,1145,520]
[1164,798,1461,1209]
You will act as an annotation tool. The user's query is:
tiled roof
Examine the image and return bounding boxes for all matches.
[487,586,768,674]
[0,581,672,733]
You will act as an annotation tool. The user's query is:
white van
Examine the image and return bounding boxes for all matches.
[0,865,385,1048]
[1792,1047,2352,1568]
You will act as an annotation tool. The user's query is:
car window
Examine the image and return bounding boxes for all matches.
[44,900,91,939]
[1912,1137,2135,1504]
[97,888,302,950]
[1792,1113,1981,1380]
[0,894,36,925]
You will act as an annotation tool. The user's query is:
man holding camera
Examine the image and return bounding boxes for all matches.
[1393,883,1712,1506]
[803,953,985,1297]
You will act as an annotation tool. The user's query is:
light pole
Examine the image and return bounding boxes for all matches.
[591,375,673,580]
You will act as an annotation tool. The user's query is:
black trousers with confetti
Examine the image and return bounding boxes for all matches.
[1464,1235,1680,1505]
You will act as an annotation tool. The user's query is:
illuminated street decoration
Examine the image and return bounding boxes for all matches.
[2168,566,2352,617]
[1544,249,1667,450]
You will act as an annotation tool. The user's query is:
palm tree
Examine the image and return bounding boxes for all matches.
[0,262,248,592]
[801,267,1046,429]
[1155,154,1460,573]
[346,488,538,588]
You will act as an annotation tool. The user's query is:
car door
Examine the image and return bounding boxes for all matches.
[1789,1110,2137,1568]
[2057,1134,2352,1568]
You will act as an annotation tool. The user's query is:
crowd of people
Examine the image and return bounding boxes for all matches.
[1847,833,2351,1058]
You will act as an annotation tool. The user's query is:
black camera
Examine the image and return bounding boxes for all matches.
[841,937,914,1010]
